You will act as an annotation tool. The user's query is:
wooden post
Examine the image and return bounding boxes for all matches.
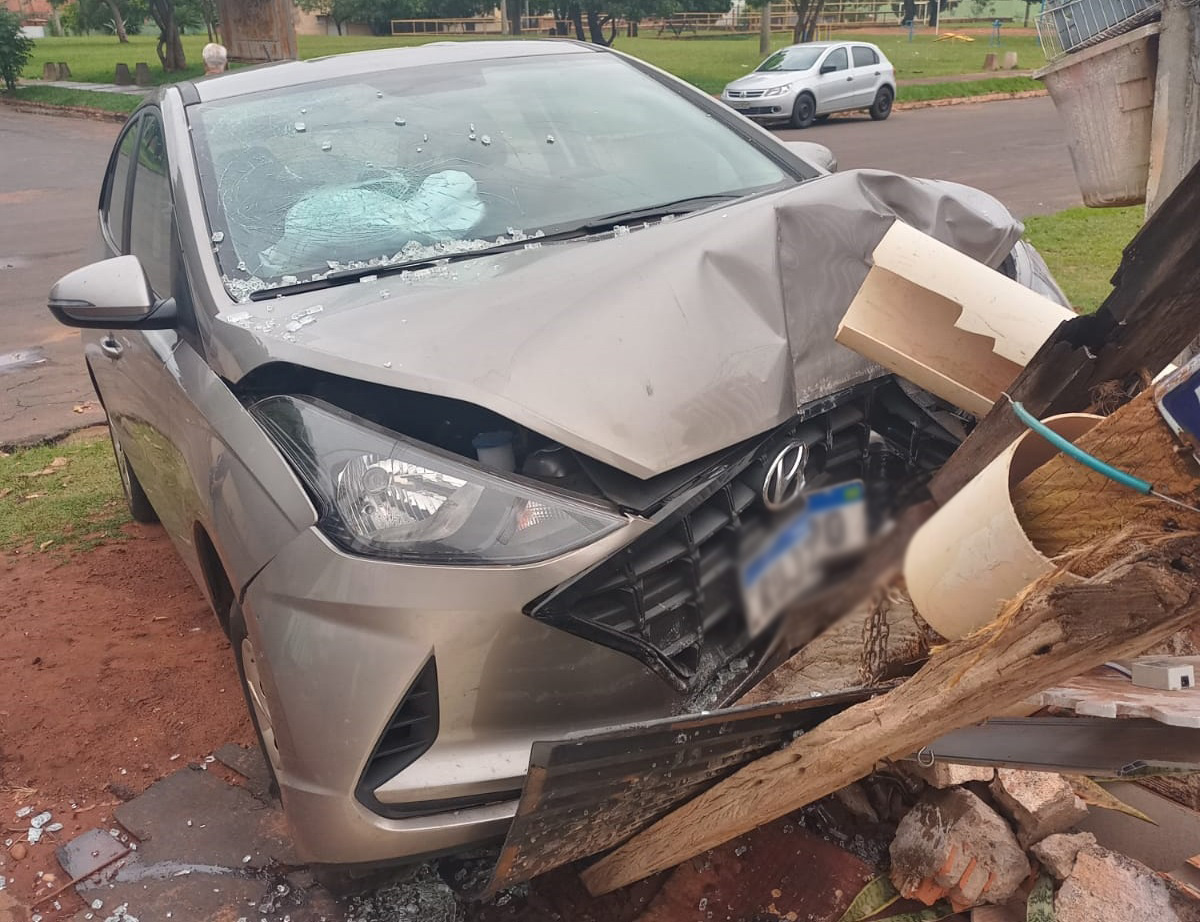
[582,531,1200,895]
[1146,0,1200,216]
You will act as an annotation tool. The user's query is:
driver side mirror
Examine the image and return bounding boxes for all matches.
[820,63,838,75]
[785,140,838,173]
[48,255,175,329]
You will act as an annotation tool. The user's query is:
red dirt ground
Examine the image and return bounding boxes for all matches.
[0,525,252,919]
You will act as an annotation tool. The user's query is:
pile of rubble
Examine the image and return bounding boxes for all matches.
[886,764,1199,922]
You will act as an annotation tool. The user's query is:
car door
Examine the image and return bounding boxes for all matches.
[850,46,883,107]
[814,46,854,113]
[84,108,187,530]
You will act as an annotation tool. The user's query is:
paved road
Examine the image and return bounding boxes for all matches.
[1,109,117,444]
[784,96,1080,218]
[0,97,1079,444]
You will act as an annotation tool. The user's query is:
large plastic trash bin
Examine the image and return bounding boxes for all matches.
[1034,22,1159,207]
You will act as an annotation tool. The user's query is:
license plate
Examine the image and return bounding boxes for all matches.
[740,481,867,637]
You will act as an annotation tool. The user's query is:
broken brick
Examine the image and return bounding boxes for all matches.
[890,788,1030,911]
[1056,848,1200,922]
[1029,832,1098,880]
[990,769,1087,848]
[906,762,995,790]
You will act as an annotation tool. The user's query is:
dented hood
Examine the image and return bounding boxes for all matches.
[213,169,1023,479]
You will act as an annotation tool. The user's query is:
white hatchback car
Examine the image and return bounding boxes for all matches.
[721,41,897,129]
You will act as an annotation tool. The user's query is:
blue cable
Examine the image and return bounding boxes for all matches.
[1005,395,1200,514]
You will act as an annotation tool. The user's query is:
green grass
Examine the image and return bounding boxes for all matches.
[0,434,129,552]
[2,85,140,113]
[1023,205,1144,313]
[898,75,1041,102]
[21,30,1048,97]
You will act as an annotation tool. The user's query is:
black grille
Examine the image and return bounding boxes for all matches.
[529,444,773,692]
[356,658,439,814]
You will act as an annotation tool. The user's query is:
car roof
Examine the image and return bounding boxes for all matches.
[778,40,882,51]
[188,40,598,103]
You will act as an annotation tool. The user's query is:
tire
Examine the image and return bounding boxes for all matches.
[109,425,158,524]
[869,86,894,121]
[815,113,831,122]
[229,601,282,799]
[789,93,816,130]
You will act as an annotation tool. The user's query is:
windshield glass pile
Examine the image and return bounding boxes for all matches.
[756,47,825,72]
[189,52,791,299]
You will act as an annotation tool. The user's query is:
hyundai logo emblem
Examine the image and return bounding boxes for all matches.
[762,441,807,511]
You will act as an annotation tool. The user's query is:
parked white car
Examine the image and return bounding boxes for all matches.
[721,41,897,128]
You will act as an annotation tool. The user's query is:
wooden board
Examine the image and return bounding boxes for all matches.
[1036,670,1200,728]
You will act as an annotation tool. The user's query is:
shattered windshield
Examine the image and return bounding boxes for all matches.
[757,48,825,72]
[189,52,793,300]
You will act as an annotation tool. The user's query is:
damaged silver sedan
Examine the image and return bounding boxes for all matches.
[47,40,1068,877]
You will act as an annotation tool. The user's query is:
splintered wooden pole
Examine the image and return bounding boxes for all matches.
[1013,389,1200,560]
[582,532,1200,896]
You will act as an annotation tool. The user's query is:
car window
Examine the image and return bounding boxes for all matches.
[756,46,824,72]
[128,113,174,296]
[823,48,849,72]
[189,53,796,298]
[852,46,879,68]
[102,117,139,250]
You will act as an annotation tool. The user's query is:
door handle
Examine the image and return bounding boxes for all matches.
[846,76,853,81]
[100,336,124,359]
[875,71,881,75]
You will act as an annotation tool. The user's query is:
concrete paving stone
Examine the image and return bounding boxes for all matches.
[112,767,296,872]
[56,828,130,881]
[213,743,275,802]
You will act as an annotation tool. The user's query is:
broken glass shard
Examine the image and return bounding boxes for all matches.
[480,135,491,146]
[395,117,406,126]
[321,141,332,152]
[210,231,224,244]
[294,122,306,133]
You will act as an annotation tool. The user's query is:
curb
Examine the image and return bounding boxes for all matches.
[894,88,1047,110]
[0,96,128,123]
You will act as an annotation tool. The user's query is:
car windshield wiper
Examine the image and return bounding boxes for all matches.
[571,194,742,234]
[247,194,741,301]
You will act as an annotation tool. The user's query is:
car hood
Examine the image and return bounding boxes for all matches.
[211,169,1023,479]
[724,71,809,91]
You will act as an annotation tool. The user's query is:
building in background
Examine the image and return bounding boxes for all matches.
[4,0,52,35]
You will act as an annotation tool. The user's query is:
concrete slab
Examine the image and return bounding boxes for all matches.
[56,828,130,882]
[113,767,296,871]
[213,743,275,802]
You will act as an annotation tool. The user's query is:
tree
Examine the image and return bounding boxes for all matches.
[102,0,131,42]
[788,0,826,42]
[0,10,34,92]
[148,0,186,71]
[47,0,67,36]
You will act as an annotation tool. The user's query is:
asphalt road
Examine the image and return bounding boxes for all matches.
[1,109,118,444]
[0,96,1080,445]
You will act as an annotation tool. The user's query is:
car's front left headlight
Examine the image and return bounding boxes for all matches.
[251,395,625,565]
[764,85,792,97]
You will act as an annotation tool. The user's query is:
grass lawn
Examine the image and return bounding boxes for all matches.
[21,30,1048,96]
[1023,205,1143,313]
[0,434,129,552]
[898,75,1041,102]
[3,84,139,113]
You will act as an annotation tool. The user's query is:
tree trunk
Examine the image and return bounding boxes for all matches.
[570,6,586,41]
[585,9,615,44]
[581,529,1200,896]
[150,0,187,72]
[103,0,129,42]
[791,1,803,43]
[759,0,771,55]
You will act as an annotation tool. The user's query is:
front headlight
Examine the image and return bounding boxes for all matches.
[251,395,624,564]
[764,85,792,97]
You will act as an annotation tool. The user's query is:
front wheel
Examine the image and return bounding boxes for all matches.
[790,93,816,130]
[230,601,282,799]
[869,86,894,121]
[109,425,158,524]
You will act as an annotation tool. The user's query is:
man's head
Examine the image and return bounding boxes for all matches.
[202,43,228,75]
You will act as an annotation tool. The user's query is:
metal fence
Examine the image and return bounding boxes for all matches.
[1035,0,1159,57]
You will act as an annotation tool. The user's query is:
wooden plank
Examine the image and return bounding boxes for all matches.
[930,156,1200,504]
[581,530,1200,895]
[1036,671,1200,729]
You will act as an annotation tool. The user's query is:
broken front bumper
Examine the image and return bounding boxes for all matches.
[239,522,682,866]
